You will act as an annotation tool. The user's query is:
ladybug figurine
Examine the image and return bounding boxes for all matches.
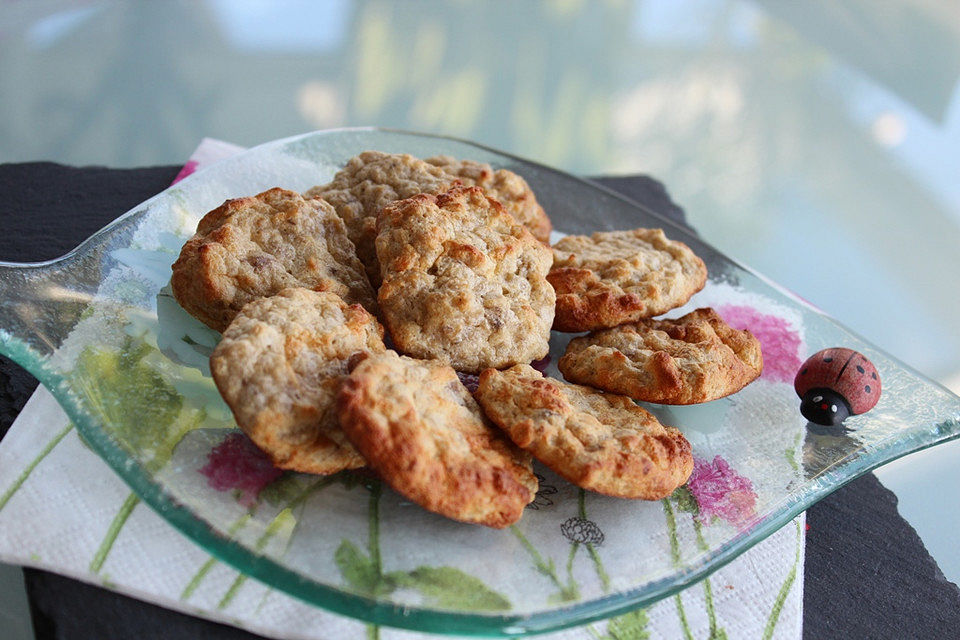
[794,348,881,426]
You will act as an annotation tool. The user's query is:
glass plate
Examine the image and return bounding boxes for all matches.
[2,128,958,636]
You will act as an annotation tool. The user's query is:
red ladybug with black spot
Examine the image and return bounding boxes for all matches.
[794,348,881,426]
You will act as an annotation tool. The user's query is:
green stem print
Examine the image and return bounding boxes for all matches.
[761,519,803,640]
[335,475,510,632]
[218,508,297,610]
[785,432,803,473]
[513,488,612,605]
[578,489,610,591]
[182,556,221,601]
[365,480,382,640]
[692,519,725,640]
[90,492,140,573]
[510,525,577,601]
[87,410,206,575]
[368,481,382,577]
[565,541,581,596]
[180,474,335,609]
[661,498,695,640]
[668,485,731,640]
[73,340,212,574]
[180,513,253,600]
[510,489,610,608]
[594,608,651,640]
[0,422,74,513]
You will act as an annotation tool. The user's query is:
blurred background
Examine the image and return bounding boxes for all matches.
[2,0,959,387]
[1,0,959,625]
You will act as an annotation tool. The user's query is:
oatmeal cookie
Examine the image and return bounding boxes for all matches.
[376,186,555,373]
[559,308,762,405]
[476,365,693,500]
[425,155,552,243]
[548,228,707,332]
[305,151,459,284]
[171,187,376,332]
[337,351,537,528]
[210,288,385,474]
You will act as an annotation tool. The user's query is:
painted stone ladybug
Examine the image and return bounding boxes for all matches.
[794,348,881,426]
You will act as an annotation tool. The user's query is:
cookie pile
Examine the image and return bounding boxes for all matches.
[171,151,762,529]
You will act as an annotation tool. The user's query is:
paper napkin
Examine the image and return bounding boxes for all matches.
[0,139,804,639]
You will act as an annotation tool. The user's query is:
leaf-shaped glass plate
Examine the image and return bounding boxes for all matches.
[2,128,958,636]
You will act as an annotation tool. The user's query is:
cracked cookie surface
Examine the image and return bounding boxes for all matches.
[476,365,693,500]
[305,151,459,284]
[425,155,552,243]
[171,187,376,332]
[210,288,384,474]
[548,228,707,332]
[559,308,762,404]
[337,351,537,528]
[376,186,554,373]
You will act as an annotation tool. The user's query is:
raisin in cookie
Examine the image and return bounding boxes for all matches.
[376,186,555,373]
[559,308,762,405]
[425,155,552,243]
[305,151,459,284]
[210,288,385,474]
[548,228,707,332]
[337,351,537,528]
[476,365,693,500]
[171,187,376,332]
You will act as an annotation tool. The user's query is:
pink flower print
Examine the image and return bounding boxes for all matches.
[686,455,757,526]
[171,160,198,185]
[716,305,802,384]
[200,432,283,507]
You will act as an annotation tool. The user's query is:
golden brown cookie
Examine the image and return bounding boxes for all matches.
[171,187,376,332]
[476,365,693,500]
[210,288,385,474]
[337,351,537,528]
[375,186,555,373]
[425,155,552,243]
[548,228,707,332]
[559,308,762,405]
[305,151,459,284]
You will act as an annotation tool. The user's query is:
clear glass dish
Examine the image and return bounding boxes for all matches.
[1,128,958,636]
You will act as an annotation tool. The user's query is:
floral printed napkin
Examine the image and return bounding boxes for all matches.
[0,139,804,639]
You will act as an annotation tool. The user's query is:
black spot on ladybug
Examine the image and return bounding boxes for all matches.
[865,385,871,393]
[801,368,808,375]
[871,372,877,380]
[856,365,865,374]
[823,356,833,362]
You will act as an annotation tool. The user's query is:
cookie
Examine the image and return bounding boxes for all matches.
[375,186,555,373]
[337,351,537,528]
[305,151,459,284]
[210,288,385,474]
[476,365,693,500]
[425,155,552,243]
[171,187,376,332]
[559,308,762,405]
[548,228,707,332]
